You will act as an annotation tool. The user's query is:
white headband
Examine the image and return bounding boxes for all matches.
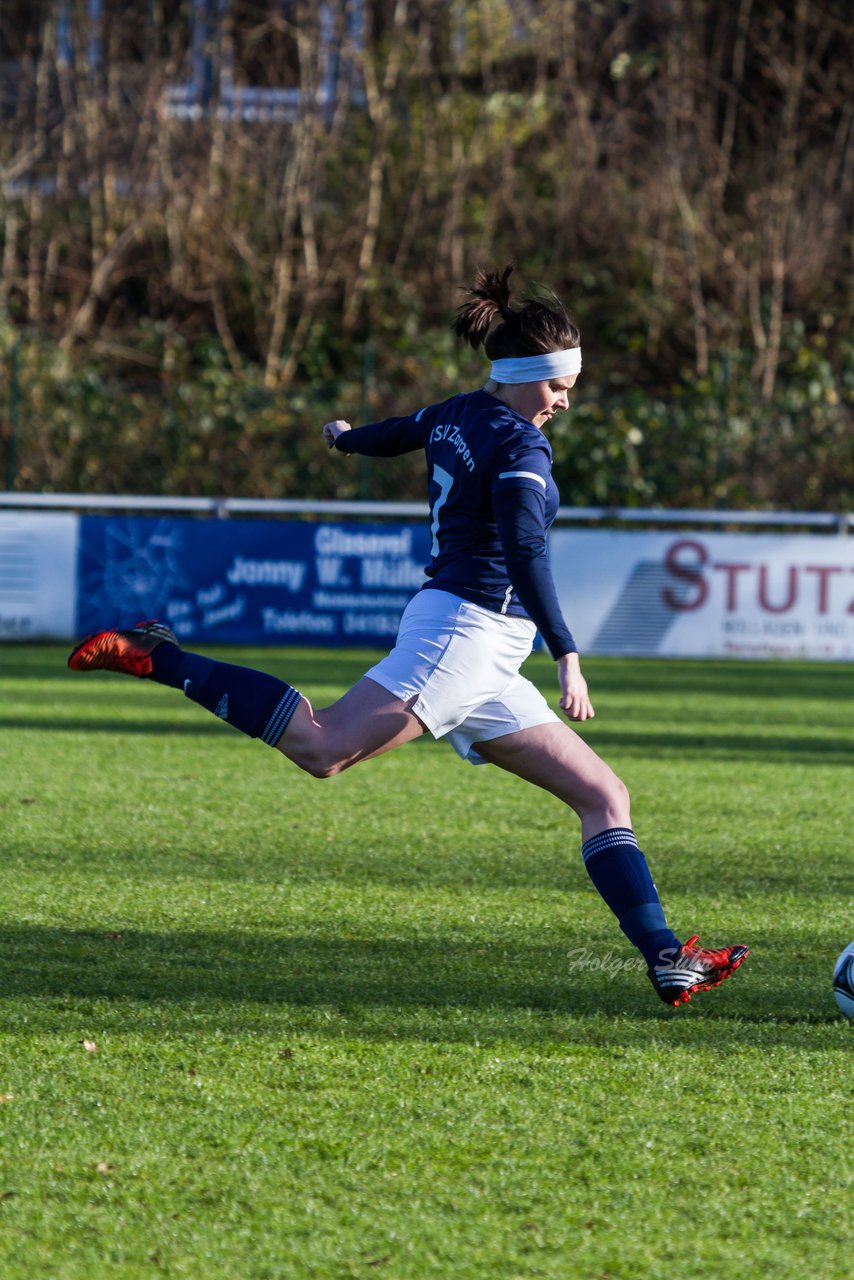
[490,348,582,384]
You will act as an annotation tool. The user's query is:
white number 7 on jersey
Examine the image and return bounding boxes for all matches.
[429,464,454,557]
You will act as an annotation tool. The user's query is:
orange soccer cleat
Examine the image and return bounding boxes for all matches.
[67,620,179,678]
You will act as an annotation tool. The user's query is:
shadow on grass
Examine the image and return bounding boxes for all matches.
[574,659,854,703]
[0,648,381,687]
[5,649,853,700]
[0,924,844,1048]
[0,714,227,737]
[1,712,850,764]
[582,728,853,763]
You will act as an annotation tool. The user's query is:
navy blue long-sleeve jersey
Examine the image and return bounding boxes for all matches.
[334,389,576,659]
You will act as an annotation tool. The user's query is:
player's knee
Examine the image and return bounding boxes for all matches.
[584,766,630,821]
[608,772,630,809]
[295,751,340,779]
[312,758,347,779]
[287,743,347,779]
[277,717,349,778]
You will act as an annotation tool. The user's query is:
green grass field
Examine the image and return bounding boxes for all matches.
[1,645,852,1279]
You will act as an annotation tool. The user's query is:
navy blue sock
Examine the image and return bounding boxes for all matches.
[581,827,681,969]
[149,643,301,746]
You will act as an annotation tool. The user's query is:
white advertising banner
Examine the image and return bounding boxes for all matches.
[550,529,854,660]
[0,512,79,640]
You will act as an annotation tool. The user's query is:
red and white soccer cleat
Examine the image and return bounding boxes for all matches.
[649,935,749,1007]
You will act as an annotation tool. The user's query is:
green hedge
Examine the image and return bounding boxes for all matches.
[2,315,851,511]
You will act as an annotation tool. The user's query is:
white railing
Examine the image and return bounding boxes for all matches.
[0,491,850,534]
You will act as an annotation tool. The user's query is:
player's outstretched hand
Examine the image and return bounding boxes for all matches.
[323,420,352,448]
[557,652,595,721]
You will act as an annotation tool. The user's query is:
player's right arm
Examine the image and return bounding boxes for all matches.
[324,412,427,457]
[323,420,351,448]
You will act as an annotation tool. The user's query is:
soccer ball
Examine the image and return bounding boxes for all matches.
[832,942,854,1019]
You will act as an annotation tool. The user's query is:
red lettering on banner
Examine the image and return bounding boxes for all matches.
[804,565,842,614]
[711,562,751,612]
[758,565,797,613]
[663,539,708,610]
[662,544,854,621]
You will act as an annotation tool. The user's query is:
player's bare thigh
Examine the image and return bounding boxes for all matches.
[473,721,630,837]
[276,676,427,777]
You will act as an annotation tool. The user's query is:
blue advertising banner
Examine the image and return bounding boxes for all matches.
[77,516,432,646]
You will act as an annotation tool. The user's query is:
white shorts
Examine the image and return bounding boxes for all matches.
[365,589,560,765]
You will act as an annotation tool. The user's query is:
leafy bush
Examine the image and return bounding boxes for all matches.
[2,319,851,510]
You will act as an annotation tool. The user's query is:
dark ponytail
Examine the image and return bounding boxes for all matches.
[451,265,515,349]
[452,263,580,359]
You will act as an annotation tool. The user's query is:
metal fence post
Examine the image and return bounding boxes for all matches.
[6,336,20,491]
[358,340,375,501]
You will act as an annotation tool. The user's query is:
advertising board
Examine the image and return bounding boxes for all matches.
[550,530,854,660]
[0,512,78,640]
[4,511,850,660]
[76,515,431,647]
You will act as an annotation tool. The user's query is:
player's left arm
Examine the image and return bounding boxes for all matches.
[491,447,594,721]
[555,652,593,723]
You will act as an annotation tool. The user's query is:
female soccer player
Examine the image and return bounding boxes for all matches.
[69,265,748,1007]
